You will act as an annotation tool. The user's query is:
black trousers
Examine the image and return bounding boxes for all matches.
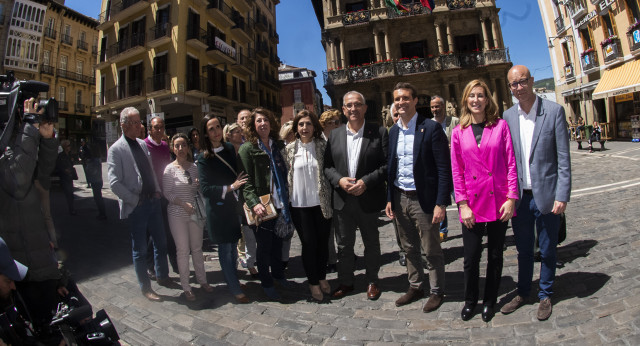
[252,217,284,288]
[60,179,75,214]
[291,206,331,285]
[90,182,106,217]
[146,198,178,273]
[462,220,508,306]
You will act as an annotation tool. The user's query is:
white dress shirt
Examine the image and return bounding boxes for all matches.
[346,121,365,178]
[394,113,417,190]
[290,141,320,208]
[518,98,538,190]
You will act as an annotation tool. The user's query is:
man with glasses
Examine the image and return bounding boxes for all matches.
[501,65,571,321]
[108,107,169,301]
[324,91,388,300]
[144,116,179,279]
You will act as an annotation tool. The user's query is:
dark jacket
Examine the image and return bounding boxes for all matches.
[237,139,286,210]
[0,123,61,282]
[324,122,388,213]
[197,143,242,244]
[387,115,452,212]
[56,151,75,182]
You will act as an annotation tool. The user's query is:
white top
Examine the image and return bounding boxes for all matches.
[517,98,538,190]
[290,140,320,208]
[163,162,199,218]
[346,121,365,178]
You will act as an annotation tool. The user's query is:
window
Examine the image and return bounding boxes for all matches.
[153,54,168,90]
[64,24,71,36]
[294,89,301,103]
[400,41,427,58]
[348,47,374,66]
[75,90,82,105]
[43,50,49,65]
[345,1,366,12]
[562,41,572,64]
[59,86,66,102]
[580,27,594,50]
[186,55,200,90]
[79,31,86,42]
[187,9,200,40]
[627,0,640,23]
[59,55,67,70]
[601,10,618,37]
[76,61,83,74]
[47,17,54,30]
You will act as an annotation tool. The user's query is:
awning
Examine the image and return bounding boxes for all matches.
[592,59,640,99]
[561,80,600,97]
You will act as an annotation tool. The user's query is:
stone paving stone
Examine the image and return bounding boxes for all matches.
[593,300,626,318]
[469,325,515,340]
[329,316,369,329]
[215,317,251,332]
[192,317,231,339]
[224,331,252,345]
[555,310,594,328]
[367,318,409,330]
[422,329,470,342]
[186,335,229,346]
[244,323,285,340]
[388,331,423,343]
[598,325,634,343]
[307,324,338,338]
[281,329,325,345]
[142,326,188,345]
[611,306,640,324]
[534,326,581,344]
[333,327,384,342]
[352,309,398,320]
[242,312,279,326]
[120,331,155,346]
[274,318,312,333]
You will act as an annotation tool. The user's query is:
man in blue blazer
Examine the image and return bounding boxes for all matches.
[501,65,571,321]
[385,82,452,312]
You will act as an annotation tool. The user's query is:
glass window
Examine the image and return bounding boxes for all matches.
[59,55,67,69]
[627,0,640,23]
[76,61,83,74]
[59,86,66,102]
[43,50,49,65]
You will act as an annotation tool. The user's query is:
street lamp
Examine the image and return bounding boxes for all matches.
[548,35,573,48]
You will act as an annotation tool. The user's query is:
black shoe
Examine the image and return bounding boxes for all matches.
[398,253,407,266]
[461,303,476,321]
[482,304,494,322]
[327,263,337,273]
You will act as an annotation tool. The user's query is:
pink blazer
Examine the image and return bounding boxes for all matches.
[450,118,518,223]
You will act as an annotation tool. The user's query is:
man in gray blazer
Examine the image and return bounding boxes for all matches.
[107,107,169,302]
[501,65,571,321]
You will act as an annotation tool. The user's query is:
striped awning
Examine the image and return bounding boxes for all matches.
[592,59,640,99]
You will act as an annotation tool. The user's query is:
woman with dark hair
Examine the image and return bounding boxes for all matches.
[189,127,202,160]
[450,79,518,322]
[285,110,332,301]
[162,133,213,301]
[238,108,293,300]
[197,115,249,303]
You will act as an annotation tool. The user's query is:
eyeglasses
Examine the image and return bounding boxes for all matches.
[509,78,530,89]
[325,119,341,126]
[184,170,192,185]
[344,103,364,109]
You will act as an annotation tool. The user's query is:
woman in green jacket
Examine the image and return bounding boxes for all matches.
[238,108,292,300]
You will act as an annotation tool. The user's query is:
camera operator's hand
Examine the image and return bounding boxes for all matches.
[57,286,69,297]
[38,122,55,139]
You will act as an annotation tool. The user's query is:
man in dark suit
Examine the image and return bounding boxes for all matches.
[324,91,388,300]
[385,83,451,312]
[501,65,571,321]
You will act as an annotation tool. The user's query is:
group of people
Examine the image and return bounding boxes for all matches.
[106,64,570,324]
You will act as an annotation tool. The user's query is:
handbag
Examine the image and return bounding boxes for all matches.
[243,194,277,225]
[191,190,207,227]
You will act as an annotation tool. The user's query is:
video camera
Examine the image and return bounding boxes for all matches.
[50,296,120,345]
[0,70,59,152]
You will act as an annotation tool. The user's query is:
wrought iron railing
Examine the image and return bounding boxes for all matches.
[147,73,170,92]
[343,10,370,25]
[44,27,56,39]
[580,50,598,72]
[601,38,622,63]
[149,22,171,41]
[107,33,146,58]
[387,1,431,19]
[61,33,73,46]
[77,40,88,51]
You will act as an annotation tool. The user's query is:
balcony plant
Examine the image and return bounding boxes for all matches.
[440,51,454,55]
[564,61,572,67]
[628,21,640,33]
[580,47,594,57]
[600,35,618,47]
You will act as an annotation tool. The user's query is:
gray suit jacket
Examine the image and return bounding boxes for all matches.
[444,115,460,142]
[503,96,571,214]
[107,135,161,219]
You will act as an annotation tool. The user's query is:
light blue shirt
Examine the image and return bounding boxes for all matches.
[394,114,417,190]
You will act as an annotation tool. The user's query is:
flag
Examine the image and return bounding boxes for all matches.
[420,0,435,10]
[385,0,409,14]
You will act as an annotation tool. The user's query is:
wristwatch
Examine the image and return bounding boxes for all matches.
[437,204,447,210]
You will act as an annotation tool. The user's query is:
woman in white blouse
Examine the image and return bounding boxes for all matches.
[285,110,333,301]
[163,133,213,301]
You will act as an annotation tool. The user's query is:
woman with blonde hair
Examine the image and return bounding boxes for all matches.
[223,123,244,154]
[450,79,518,322]
[319,109,341,140]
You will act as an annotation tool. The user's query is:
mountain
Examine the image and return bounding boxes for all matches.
[534,78,555,91]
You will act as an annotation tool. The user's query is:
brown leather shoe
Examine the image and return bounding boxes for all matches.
[142,289,162,302]
[331,284,354,299]
[537,297,552,321]
[367,283,381,300]
[422,293,444,312]
[395,287,424,307]
[500,295,526,314]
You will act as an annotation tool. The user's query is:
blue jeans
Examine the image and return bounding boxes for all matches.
[128,198,168,291]
[439,191,454,234]
[218,242,243,296]
[511,193,561,300]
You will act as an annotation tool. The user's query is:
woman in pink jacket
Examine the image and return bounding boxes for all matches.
[451,79,518,322]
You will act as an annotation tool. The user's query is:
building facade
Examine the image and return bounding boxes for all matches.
[539,0,640,139]
[95,0,281,144]
[310,0,513,122]
[278,64,323,123]
[0,0,100,155]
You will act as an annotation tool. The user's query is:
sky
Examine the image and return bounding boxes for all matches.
[65,0,553,107]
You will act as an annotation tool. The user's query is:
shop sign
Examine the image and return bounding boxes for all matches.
[598,0,615,12]
[575,10,597,28]
[604,44,616,57]
[634,30,640,44]
[214,37,236,59]
[615,93,633,102]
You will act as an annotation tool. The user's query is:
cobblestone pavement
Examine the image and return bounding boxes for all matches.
[49,141,640,345]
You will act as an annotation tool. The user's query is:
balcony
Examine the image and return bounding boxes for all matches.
[207,0,234,27]
[41,65,54,75]
[187,27,208,51]
[569,1,587,21]
[628,28,640,56]
[109,0,150,25]
[269,54,280,67]
[92,45,98,56]
[255,14,268,31]
[231,17,252,43]
[343,10,370,26]
[269,30,279,44]
[258,72,280,90]
[146,73,171,95]
[58,101,69,111]
[564,63,575,81]
[107,33,146,63]
[44,27,56,40]
[61,33,73,46]
[396,58,435,76]
[77,40,88,51]
[205,79,229,100]
[104,80,145,104]
[601,37,622,64]
[75,104,86,113]
[230,53,255,75]
[147,22,172,48]
[554,16,565,34]
[580,49,598,73]
[206,36,237,64]
[256,41,269,58]
[186,76,209,97]
[387,1,430,19]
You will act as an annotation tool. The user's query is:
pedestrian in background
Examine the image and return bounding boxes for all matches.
[56,139,77,215]
[238,108,292,300]
[198,116,249,303]
[189,128,202,160]
[163,133,214,301]
[285,110,332,302]
[451,79,518,322]
[83,141,107,221]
